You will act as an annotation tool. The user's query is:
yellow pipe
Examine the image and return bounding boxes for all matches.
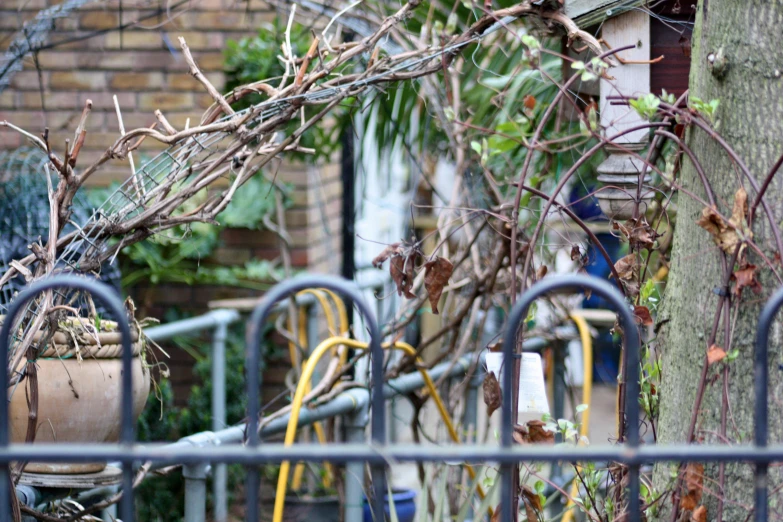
[561,312,594,522]
[273,337,488,522]
[289,289,342,491]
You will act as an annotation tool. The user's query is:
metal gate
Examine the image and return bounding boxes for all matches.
[1,272,781,521]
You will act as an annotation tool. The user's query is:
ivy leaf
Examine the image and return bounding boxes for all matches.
[424,257,453,314]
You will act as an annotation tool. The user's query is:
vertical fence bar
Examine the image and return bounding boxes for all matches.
[503,275,639,521]
[754,286,783,522]
[212,320,229,522]
[183,463,209,522]
[0,275,135,521]
[247,275,384,522]
[345,398,370,522]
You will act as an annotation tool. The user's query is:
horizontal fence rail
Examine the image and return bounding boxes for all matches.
[0,272,780,521]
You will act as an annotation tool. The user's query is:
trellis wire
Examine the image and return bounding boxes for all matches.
[1,11,517,365]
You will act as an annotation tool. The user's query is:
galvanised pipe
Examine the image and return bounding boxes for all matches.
[8,441,783,466]
[0,275,136,522]
[245,275,385,522]
[501,275,639,521]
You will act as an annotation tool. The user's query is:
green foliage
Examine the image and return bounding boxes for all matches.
[224,21,350,163]
[135,323,272,521]
[89,174,286,291]
[629,93,662,121]
[689,96,720,123]
[639,347,661,420]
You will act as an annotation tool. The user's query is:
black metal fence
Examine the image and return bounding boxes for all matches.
[0,272,780,521]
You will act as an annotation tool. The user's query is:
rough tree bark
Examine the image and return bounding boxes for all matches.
[654,1,783,520]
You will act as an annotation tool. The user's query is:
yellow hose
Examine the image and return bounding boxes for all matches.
[288,289,344,491]
[273,337,488,522]
[562,312,594,522]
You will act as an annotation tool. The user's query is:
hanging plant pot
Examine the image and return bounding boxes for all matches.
[594,144,655,221]
[6,317,150,474]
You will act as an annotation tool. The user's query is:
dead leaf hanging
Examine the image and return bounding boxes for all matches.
[424,257,453,314]
[691,505,707,522]
[680,462,704,511]
[633,305,653,326]
[483,371,502,418]
[520,484,542,512]
[732,263,762,295]
[696,187,752,255]
[613,253,639,281]
[527,420,555,444]
[372,242,400,268]
[374,242,419,299]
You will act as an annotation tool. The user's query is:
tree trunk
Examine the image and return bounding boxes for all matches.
[654,1,783,520]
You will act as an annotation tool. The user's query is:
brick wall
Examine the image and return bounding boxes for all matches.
[1,0,343,405]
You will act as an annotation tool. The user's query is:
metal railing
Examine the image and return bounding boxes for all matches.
[1,272,782,521]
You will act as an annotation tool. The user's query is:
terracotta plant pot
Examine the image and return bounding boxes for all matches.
[6,317,150,474]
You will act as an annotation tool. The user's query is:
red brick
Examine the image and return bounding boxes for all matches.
[76,92,135,111]
[80,11,120,30]
[166,72,225,91]
[209,247,251,266]
[20,92,78,110]
[0,110,81,132]
[10,71,48,91]
[109,72,164,90]
[138,92,194,111]
[0,92,15,109]
[50,71,106,90]
[105,31,163,50]
[35,52,79,70]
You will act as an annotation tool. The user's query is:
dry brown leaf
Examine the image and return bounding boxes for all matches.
[535,264,548,280]
[490,505,501,522]
[634,305,653,326]
[389,251,418,299]
[523,94,536,111]
[526,419,555,444]
[680,462,704,511]
[707,344,727,366]
[691,505,707,522]
[613,254,639,281]
[570,245,581,261]
[696,187,751,254]
[512,424,528,444]
[523,498,537,521]
[521,484,542,512]
[424,257,453,314]
[483,371,502,418]
[732,263,762,295]
[372,242,400,268]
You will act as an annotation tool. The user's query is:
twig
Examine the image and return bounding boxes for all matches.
[179,36,235,116]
